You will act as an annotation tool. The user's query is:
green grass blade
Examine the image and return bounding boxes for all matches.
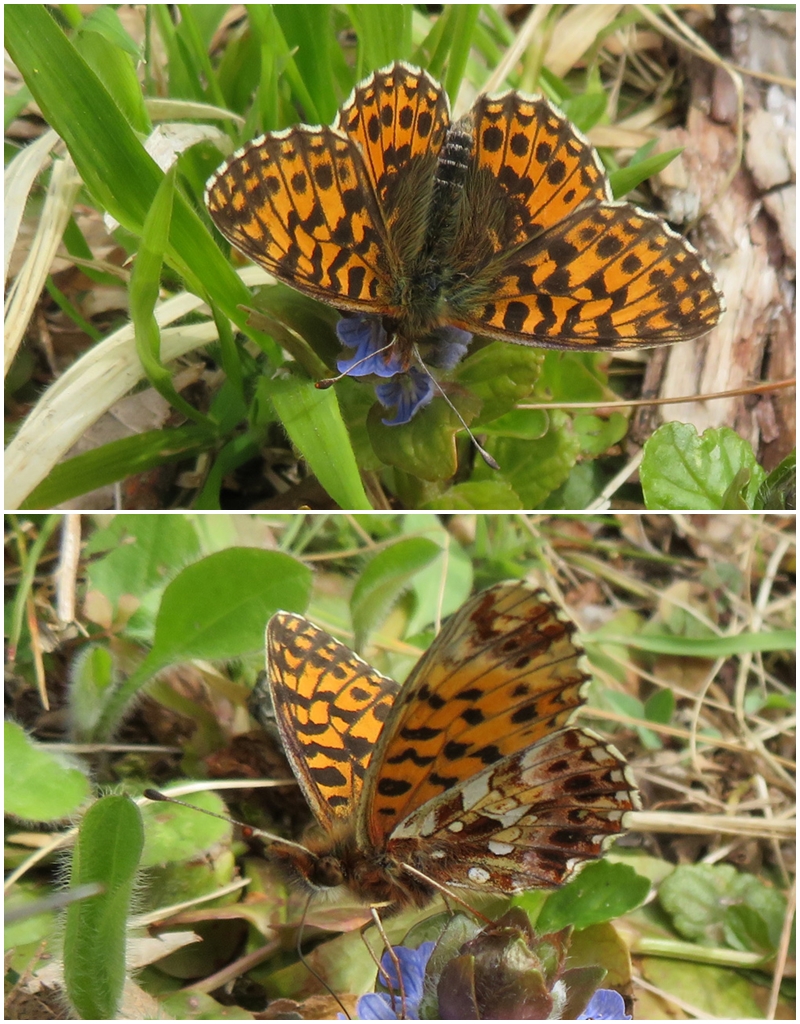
[267,374,373,509]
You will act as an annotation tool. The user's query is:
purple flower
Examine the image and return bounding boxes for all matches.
[578,988,632,1020]
[375,367,434,425]
[335,315,472,424]
[354,941,435,1020]
[336,316,405,378]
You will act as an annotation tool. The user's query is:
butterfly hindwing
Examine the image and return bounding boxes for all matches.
[266,612,400,830]
[387,727,640,891]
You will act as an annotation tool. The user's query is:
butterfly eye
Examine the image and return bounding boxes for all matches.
[309,855,345,889]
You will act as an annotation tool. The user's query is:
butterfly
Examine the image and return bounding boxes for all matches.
[263,581,640,912]
[205,61,723,386]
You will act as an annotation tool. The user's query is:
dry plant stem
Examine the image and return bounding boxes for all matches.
[25,596,48,711]
[582,707,795,773]
[477,4,551,100]
[55,514,81,625]
[5,154,82,375]
[345,513,380,548]
[370,907,408,1018]
[4,265,271,509]
[434,535,451,634]
[635,770,727,811]
[753,773,792,889]
[181,938,282,996]
[767,876,796,1020]
[687,657,730,778]
[518,378,796,411]
[629,809,794,841]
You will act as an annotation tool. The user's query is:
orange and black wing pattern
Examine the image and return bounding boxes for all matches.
[359,583,592,847]
[447,91,723,348]
[266,612,400,831]
[205,124,393,310]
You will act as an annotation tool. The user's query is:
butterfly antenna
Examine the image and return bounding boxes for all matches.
[142,789,313,858]
[412,347,500,470]
[315,339,396,389]
[296,891,352,1020]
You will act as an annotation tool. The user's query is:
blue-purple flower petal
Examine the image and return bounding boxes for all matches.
[423,326,472,370]
[578,988,631,1020]
[335,316,472,424]
[336,316,404,377]
[375,367,434,425]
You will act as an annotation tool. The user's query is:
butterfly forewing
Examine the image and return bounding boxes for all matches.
[359,585,592,849]
[206,126,392,309]
[388,727,640,891]
[266,612,400,830]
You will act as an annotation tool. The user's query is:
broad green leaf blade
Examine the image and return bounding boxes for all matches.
[63,795,144,1020]
[4,721,90,821]
[533,862,650,932]
[640,423,766,510]
[149,548,312,664]
[266,373,372,509]
[350,537,441,650]
[141,790,231,867]
[93,548,312,739]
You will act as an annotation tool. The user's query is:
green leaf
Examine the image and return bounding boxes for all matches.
[346,4,413,74]
[455,340,543,425]
[754,449,796,510]
[141,790,231,867]
[573,412,628,456]
[542,461,604,510]
[86,514,201,604]
[534,351,615,404]
[74,9,149,134]
[5,6,254,328]
[148,548,311,664]
[400,514,474,637]
[131,165,212,426]
[4,721,90,821]
[425,481,524,510]
[659,863,787,954]
[641,423,767,510]
[480,408,549,440]
[610,147,684,199]
[68,645,116,742]
[21,426,217,510]
[475,410,581,507]
[265,372,372,510]
[63,796,144,1020]
[368,395,480,482]
[644,687,675,725]
[92,548,312,739]
[350,537,441,650]
[583,630,794,657]
[531,862,650,932]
